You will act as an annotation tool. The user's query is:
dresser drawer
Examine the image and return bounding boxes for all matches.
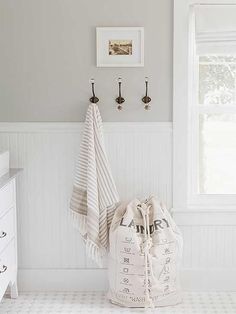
[0,180,15,217]
[0,209,15,255]
[0,240,15,298]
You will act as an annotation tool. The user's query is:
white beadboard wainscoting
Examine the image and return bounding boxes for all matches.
[0,122,235,291]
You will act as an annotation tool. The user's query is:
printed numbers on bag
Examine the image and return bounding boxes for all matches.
[164,285,169,293]
[122,288,130,294]
[124,247,131,253]
[143,278,151,287]
[163,265,170,274]
[165,257,171,264]
[163,276,170,282]
[125,237,132,243]
[123,257,129,264]
[164,248,171,255]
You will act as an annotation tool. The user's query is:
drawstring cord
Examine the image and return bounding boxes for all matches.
[139,203,155,309]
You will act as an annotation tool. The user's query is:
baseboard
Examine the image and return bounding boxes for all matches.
[180,269,236,291]
[18,268,236,292]
[172,209,236,226]
[18,269,108,292]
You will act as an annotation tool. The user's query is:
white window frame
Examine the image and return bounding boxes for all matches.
[173,0,236,212]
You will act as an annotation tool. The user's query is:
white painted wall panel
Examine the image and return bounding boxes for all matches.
[0,122,236,290]
[180,225,236,269]
[0,122,172,270]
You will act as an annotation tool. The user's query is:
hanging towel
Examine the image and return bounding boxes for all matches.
[70,103,119,266]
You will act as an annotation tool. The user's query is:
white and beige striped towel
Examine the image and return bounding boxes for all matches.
[70,103,119,266]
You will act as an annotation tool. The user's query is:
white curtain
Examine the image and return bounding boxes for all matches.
[194,4,236,54]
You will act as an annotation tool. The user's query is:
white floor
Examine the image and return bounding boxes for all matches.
[0,292,236,314]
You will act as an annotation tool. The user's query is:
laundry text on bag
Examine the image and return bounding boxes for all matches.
[119,218,170,234]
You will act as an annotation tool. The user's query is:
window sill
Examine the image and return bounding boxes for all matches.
[171,207,236,226]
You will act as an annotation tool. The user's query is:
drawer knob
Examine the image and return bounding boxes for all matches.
[0,265,7,274]
[0,231,7,238]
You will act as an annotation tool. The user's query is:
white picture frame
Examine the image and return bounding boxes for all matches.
[96,27,144,67]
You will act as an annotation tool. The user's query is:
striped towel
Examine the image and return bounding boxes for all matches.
[70,103,119,266]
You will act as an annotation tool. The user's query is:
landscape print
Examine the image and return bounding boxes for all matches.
[109,40,133,55]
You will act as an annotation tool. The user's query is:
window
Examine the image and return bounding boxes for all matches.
[199,56,236,106]
[198,55,236,194]
[173,1,236,210]
[187,3,236,207]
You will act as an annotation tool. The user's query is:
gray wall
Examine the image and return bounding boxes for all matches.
[0,0,173,122]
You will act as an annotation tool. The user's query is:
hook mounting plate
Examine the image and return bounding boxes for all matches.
[142,96,151,104]
[116,96,125,104]
[90,96,99,103]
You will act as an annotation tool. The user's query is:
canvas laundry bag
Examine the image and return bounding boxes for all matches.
[108,196,183,308]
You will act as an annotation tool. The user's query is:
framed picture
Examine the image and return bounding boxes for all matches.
[96,27,144,67]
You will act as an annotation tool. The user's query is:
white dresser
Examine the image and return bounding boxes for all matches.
[0,169,21,302]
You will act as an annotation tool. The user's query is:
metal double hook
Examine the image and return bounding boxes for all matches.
[115,77,151,111]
